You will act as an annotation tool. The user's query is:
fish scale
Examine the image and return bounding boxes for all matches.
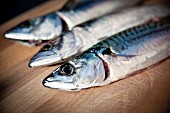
[97,18,170,54]
[87,18,170,53]
[100,21,167,48]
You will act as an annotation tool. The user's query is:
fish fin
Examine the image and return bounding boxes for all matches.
[102,47,114,55]
[102,47,138,58]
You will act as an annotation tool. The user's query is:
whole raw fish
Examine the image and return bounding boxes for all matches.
[29,5,170,67]
[4,0,141,43]
[43,17,170,91]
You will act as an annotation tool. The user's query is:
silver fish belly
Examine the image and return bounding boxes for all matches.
[4,0,141,42]
[43,17,170,91]
[29,5,170,67]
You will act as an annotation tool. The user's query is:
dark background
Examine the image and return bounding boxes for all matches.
[0,0,46,25]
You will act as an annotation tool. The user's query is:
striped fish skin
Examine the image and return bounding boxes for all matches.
[43,18,170,91]
[29,5,170,67]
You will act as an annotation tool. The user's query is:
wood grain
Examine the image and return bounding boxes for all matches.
[0,0,170,113]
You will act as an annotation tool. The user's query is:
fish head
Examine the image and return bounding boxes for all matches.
[43,52,106,91]
[4,13,62,40]
[29,42,59,67]
[29,32,83,67]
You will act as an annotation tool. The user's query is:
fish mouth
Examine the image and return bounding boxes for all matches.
[42,67,78,90]
[4,32,35,40]
[42,76,77,90]
[29,56,62,67]
[43,80,77,90]
[28,52,70,67]
[4,29,61,41]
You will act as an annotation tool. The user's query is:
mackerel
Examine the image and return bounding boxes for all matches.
[43,17,170,91]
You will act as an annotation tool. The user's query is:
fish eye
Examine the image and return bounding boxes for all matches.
[59,63,74,75]
[42,44,53,50]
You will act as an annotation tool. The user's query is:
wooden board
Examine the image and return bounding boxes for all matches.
[0,0,170,113]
